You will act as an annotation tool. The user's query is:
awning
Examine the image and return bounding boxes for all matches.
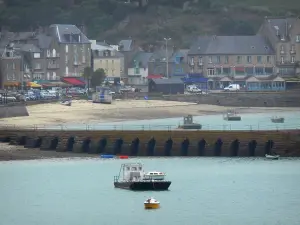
[42,82,71,87]
[3,81,20,86]
[62,77,85,85]
[27,82,41,88]
[182,77,208,83]
[147,74,163,79]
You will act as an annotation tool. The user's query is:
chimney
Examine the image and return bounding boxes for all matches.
[285,20,288,38]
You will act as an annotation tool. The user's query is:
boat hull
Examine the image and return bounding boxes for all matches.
[144,203,160,209]
[114,181,171,191]
[265,154,280,160]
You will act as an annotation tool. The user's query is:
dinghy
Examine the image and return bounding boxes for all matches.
[265,154,280,160]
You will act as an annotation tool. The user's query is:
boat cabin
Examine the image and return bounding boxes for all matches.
[118,163,144,181]
[144,171,166,180]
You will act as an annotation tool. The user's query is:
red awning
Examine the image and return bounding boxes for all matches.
[147,74,163,79]
[62,77,85,85]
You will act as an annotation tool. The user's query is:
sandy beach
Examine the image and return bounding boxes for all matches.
[1,100,300,128]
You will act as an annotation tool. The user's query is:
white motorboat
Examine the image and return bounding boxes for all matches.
[143,171,166,180]
[265,154,280,160]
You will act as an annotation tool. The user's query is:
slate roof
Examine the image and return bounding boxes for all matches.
[130,52,153,68]
[188,35,274,55]
[49,24,90,44]
[263,17,297,40]
[18,44,41,52]
[119,39,132,51]
[152,78,184,84]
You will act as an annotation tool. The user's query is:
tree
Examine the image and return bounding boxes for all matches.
[90,68,106,88]
[82,66,93,92]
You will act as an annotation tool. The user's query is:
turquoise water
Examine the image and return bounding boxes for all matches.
[47,111,300,131]
[1,158,300,225]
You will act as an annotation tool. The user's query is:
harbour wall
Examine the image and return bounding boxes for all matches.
[120,91,300,107]
[0,104,29,118]
[1,129,299,157]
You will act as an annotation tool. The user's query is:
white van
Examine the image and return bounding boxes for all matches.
[224,84,240,91]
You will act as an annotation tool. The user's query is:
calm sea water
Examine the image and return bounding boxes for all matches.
[46,111,300,131]
[0,158,300,225]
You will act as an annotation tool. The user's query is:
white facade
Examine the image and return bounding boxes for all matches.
[127,67,148,85]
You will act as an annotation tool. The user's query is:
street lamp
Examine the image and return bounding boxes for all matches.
[164,37,171,79]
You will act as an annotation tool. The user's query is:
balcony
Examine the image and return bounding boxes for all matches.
[276,61,299,67]
[290,49,296,54]
[33,66,42,70]
[198,61,203,67]
[47,63,59,69]
[46,53,60,58]
[280,50,285,54]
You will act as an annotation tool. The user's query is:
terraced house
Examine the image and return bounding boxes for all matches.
[0,24,91,89]
[188,17,300,90]
[258,17,300,77]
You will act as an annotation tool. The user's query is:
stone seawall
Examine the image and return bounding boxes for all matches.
[1,129,299,157]
[0,104,29,118]
[160,92,300,107]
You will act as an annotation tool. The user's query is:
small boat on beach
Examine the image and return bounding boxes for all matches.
[114,163,171,191]
[271,116,284,123]
[144,197,160,209]
[223,109,241,121]
[60,100,72,106]
[265,154,280,160]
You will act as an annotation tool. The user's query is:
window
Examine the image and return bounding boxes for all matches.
[82,56,86,63]
[65,55,68,63]
[247,56,252,63]
[66,66,69,75]
[7,74,10,80]
[52,72,57,80]
[237,56,241,64]
[33,74,42,80]
[47,72,50,80]
[280,45,284,52]
[257,56,262,63]
[47,50,50,57]
[65,45,68,53]
[281,56,284,63]
[207,68,215,76]
[208,56,212,63]
[112,69,115,76]
[12,62,15,69]
[255,67,264,75]
[190,57,194,64]
[291,45,295,52]
[291,56,295,63]
[33,53,40,58]
[35,63,41,69]
[296,35,300,42]
[12,73,16,80]
[267,56,271,63]
[216,56,221,64]
[134,67,140,74]
[224,56,229,64]
[198,57,203,64]
[215,68,222,75]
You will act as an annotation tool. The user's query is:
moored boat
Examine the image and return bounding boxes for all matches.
[114,163,171,191]
[271,117,284,123]
[144,197,160,209]
[223,109,241,121]
[265,154,280,160]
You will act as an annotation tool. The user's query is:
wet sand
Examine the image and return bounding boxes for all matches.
[0,100,299,127]
[0,143,97,161]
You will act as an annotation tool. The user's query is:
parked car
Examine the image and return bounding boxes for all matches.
[224,84,240,92]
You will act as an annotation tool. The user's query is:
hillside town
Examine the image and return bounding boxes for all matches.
[0,17,300,94]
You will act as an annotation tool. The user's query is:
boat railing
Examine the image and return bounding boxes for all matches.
[114,175,119,182]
